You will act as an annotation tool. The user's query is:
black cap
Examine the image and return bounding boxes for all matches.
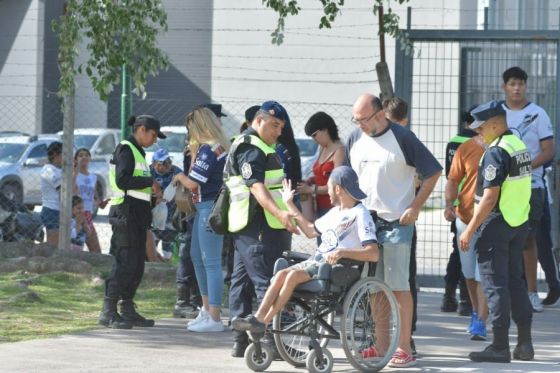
[469,100,506,129]
[202,103,227,117]
[133,115,166,139]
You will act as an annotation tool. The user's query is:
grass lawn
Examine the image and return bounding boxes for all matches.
[0,271,175,343]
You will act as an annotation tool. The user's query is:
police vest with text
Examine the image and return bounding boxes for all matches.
[475,134,531,227]
[224,135,287,232]
[109,140,152,205]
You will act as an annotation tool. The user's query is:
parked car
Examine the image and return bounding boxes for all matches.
[295,136,320,180]
[145,126,187,169]
[58,128,120,163]
[0,135,59,206]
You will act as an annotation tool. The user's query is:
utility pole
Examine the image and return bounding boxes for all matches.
[120,0,132,140]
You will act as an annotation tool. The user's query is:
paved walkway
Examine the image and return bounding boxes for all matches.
[0,291,558,373]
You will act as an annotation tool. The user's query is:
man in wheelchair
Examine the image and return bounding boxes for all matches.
[232,166,379,335]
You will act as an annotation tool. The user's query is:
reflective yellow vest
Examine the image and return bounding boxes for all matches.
[475,133,531,227]
[225,135,287,232]
[109,140,152,205]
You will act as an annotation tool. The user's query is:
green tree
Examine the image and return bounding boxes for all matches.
[53,0,169,101]
[262,0,412,54]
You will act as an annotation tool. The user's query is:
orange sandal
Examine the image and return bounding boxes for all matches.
[388,348,417,368]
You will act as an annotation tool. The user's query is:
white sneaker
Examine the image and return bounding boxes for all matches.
[187,316,224,332]
[529,292,544,312]
[187,308,208,327]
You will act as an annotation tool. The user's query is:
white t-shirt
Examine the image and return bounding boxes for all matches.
[346,124,442,221]
[40,164,62,210]
[313,203,377,259]
[503,102,554,188]
[76,173,97,212]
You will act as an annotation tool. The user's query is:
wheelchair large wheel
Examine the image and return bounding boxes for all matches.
[244,342,273,372]
[272,300,335,367]
[340,277,400,373]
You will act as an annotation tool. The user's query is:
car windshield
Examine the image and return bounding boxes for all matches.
[295,138,318,157]
[74,135,98,150]
[145,132,186,153]
[0,143,27,164]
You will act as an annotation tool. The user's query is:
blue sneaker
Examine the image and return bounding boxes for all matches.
[466,311,478,333]
[470,318,487,341]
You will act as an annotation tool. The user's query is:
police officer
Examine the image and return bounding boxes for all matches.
[459,101,533,362]
[98,115,166,329]
[227,101,299,357]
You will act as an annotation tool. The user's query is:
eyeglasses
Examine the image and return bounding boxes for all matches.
[351,108,381,125]
[156,160,171,166]
[311,130,320,138]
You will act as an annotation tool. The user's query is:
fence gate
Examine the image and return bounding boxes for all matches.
[394,21,560,286]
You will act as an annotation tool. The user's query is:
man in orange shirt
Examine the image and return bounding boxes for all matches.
[444,109,489,340]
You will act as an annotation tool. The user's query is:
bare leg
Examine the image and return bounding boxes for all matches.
[85,230,101,253]
[523,235,538,292]
[254,270,290,322]
[370,291,390,355]
[145,230,160,262]
[465,278,479,313]
[47,229,59,247]
[263,270,310,324]
[394,290,413,354]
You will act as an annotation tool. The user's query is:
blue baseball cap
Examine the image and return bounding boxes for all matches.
[153,148,171,162]
[259,100,288,122]
[329,166,367,201]
[469,100,506,129]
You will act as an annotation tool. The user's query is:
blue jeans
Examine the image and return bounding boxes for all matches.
[190,200,224,308]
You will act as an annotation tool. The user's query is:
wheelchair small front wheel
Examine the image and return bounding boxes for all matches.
[244,342,273,372]
[306,348,334,373]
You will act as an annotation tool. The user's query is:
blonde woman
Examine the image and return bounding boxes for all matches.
[173,107,229,332]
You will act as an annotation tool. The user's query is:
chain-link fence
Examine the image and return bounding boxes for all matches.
[0,91,555,283]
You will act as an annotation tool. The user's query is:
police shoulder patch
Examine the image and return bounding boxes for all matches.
[484,164,497,181]
[241,162,252,179]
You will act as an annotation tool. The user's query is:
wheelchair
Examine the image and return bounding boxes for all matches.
[244,251,400,373]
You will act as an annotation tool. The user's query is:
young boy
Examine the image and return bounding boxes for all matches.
[232,165,379,333]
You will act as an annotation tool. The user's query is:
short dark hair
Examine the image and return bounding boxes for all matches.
[74,147,91,160]
[503,66,528,84]
[72,195,83,208]
[304,111,340,141]
[382,97,408,122]
[47,141,63,162]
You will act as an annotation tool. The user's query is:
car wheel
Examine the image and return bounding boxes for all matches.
[1,182,23,205]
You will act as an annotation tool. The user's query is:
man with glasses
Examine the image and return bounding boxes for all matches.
[345,93,442,368]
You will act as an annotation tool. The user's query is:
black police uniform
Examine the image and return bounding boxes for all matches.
[102,136,155,328]
[473,130,532,354]
[228,128,291,351]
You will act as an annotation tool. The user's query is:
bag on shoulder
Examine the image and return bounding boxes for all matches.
[208,186,229,235]
[174,184,196,218]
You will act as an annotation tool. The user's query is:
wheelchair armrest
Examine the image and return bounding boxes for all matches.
[316,262,332,280]
[273,258,289,275]
[282,251,311,262]
[336,258,363,267]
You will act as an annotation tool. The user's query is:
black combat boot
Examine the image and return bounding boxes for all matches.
[469,327,510,363]
[173,284,198,318]
[120,299,155,327]
[440,285,458,312]
[231,330,249,358]
[513,323,534,360]
[98,297,133,329]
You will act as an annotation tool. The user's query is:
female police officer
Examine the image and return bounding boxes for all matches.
[98,115,165,329]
